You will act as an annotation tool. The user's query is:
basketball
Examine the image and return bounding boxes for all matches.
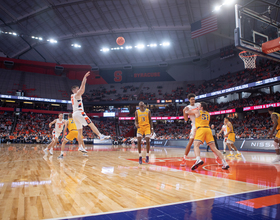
[116,37,125,46]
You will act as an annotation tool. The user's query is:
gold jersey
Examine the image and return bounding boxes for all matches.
[272,112,280,130]
[226,122,234,134]
[68,118,77,131]
[137,109,150,127]
[195,110,210,128]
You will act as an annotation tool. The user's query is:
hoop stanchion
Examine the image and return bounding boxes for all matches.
[239,51,257,69]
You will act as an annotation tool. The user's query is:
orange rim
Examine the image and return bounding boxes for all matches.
[239,51,257,58]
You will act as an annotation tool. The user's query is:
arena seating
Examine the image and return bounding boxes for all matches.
[1,59,279,102]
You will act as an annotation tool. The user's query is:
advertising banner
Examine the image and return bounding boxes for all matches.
[243,102,280,111]
[153,139,275,152]
[153,140,167,146]
[99,67,175,83]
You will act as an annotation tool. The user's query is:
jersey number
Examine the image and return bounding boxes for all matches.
[71,96,74,105]
[201,114,209,120]
[142,117,145,122]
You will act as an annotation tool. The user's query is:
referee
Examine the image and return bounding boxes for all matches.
[207,124,219,151]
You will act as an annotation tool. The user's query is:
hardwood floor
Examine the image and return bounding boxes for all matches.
[0,144,278,219]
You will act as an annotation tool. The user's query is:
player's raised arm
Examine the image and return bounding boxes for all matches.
[76,71,90,97]
[49,119,57,128]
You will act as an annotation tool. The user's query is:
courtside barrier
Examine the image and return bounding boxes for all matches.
[153,139,275,152]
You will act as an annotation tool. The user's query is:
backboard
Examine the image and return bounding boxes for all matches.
[234,2,280,62]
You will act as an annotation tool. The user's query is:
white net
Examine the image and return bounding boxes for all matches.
[239,51,257,69]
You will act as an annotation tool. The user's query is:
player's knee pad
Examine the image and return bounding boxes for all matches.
[273,141,280,149]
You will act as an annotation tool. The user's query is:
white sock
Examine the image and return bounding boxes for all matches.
[61,151,64,155]
[230,151,233,155]
[196,156,201,161]
[146,153,149,156]
[184,155,187,160]
[139,153,142,157]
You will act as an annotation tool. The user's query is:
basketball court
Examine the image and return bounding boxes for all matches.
[0,144,279,219]
[1,0,280,219]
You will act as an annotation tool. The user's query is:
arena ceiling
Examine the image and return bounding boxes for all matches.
[0,0,276,68]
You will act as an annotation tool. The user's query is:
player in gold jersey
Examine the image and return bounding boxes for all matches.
[224,117,241,158]
[186,102,229,170]
[268,106,280,163]
[135,101,153,164]
[58,113,87,159]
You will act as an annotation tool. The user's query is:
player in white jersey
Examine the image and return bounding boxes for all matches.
[217,122,228,154]
[180,93,201,166]
[71,71,109,152]
[44,113,65,155]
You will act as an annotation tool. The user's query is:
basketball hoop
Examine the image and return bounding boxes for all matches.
[239,51,257,69]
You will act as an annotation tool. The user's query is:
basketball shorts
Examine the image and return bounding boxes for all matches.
[65,130,83,141]
[137,125,151,138]
[73,111,92,130]
[52,129,63,140]
[275,130,280,139]
[189,126,197,139]
[194,127,214,144]
[227,133,235,143]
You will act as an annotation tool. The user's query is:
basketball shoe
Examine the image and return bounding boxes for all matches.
[222,159,230,169]
[222,164,230,170]
[49,148,53,155]
[227,153,234,157]
[99,134,110,141]
[180,158,187,167]
[191,159,204,170]
[235,153,242,157]
[43,148,48,155]
[57,154,63,159]
[145,156,149,163]
[78,146,87,153]
[139,157,142,164]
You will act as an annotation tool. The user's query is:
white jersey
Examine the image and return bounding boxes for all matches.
[222,125,228,136]
[185,103,201,125]
[55,119,65,133]
[71,94,84,112]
